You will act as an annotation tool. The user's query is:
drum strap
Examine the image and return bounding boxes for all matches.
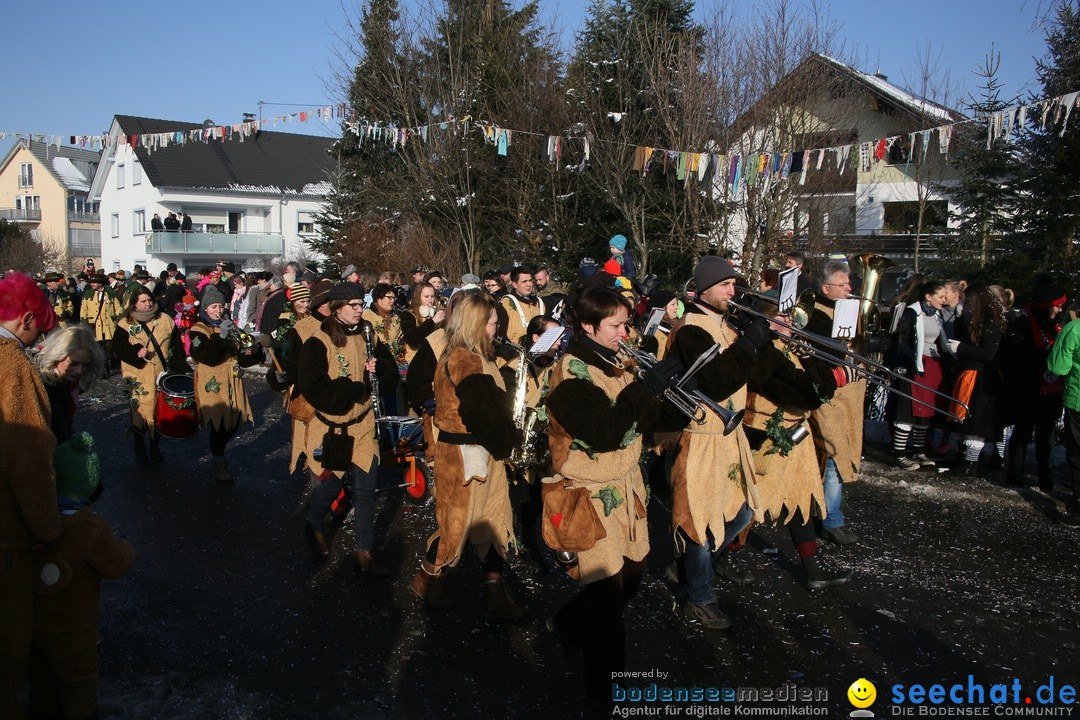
[313,407,370,430]
[144,322,170,369]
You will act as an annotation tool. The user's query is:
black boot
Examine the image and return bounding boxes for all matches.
[132,433,148,464]
[802,554,851,591]
[947,459,977,478]
[149,434,164,463]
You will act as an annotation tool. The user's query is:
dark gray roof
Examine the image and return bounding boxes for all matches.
[114,115,337,194]
[25,142,100,192]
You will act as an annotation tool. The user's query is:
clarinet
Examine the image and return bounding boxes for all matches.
[360,321,383,440]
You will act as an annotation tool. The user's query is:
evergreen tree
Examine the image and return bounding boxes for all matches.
[567,0,715,279]
[1013,0,1080,275]
[935,49,1021,277]
[312,0,417,260]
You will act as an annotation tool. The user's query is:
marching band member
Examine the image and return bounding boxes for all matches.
[638,289,679,360]
[79,273,122,377]
[496,267,545,344]
[806,261,870,545]
[43,273,74,327]
[742,297,853,589]
[297,283,396,574]
[543,286,684,708]
[409,291,527,620]
[112,287,188,463]
[363,282,405,411]
[665,257,772,630]
[188,285,259,484]
[400,281,445,367]
[266,281,332,475]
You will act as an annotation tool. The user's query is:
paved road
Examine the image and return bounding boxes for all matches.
[69,371,1079,719]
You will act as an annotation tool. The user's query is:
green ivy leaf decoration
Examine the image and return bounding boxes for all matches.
[336,354,350,378]
[128,324,142,337]
[204,377,221,394]
[569,438,597,459]
[764,407,795,457]
[568,358,593,382]
[592,485,625,516]
[619,421,640,448]
[191,335,202,348]
[728,463,740,483]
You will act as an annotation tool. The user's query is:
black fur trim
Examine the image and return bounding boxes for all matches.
[456,374,517,459]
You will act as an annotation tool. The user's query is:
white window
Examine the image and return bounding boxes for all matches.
[15,195,40,211]
[116,163,125,189]
[133,209,145,233]
[133,160,142,186]
[297,211,316,235]
[18,163,32,188]
[111,213,119,238]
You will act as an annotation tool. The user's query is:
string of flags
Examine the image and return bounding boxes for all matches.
[1,89,1077,198]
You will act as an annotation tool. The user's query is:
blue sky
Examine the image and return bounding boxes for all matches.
[0,0,1055,157]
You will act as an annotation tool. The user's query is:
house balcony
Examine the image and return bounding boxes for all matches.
[70,210,101,223]
[0,208,42,222]
[145,231,285,256]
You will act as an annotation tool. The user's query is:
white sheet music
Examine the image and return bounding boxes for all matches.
[530,326,566,355]
[778,267,800,313]
[832,298,861,339]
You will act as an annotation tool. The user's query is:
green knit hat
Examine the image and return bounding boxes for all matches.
[54,432,100,504]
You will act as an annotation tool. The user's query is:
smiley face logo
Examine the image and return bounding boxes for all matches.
[848,678,876,708]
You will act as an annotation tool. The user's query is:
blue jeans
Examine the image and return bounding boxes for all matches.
[308,461,378,551]
[822,457,844,529]
[683,503,754,605]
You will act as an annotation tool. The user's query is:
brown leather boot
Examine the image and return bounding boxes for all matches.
[305,522,330,558]
[481,573,529,622]
[213,458,234,484]
[353,550,391,578]
[409,561,455,611]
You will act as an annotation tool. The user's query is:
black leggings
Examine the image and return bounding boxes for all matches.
[424,537,505,575]
[210,423,237,458]
[553,558,646,704]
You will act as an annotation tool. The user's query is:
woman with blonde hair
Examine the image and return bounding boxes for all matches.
[36,325,105,442]
[409,291,525,620]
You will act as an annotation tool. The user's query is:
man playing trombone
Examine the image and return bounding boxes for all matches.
[805,260,866,546]
[665,257,773,630]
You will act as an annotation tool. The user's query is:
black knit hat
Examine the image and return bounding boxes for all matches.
[647,290,677,311]
[326,282,365,301]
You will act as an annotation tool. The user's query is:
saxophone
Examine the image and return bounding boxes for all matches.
[497,338,550,471]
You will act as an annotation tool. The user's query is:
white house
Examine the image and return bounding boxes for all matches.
[718,54,967,253]
[89,115,336,275]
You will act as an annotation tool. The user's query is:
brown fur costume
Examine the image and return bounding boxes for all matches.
[543,340,657,584]
[30,508,134,719]
[297,323,379,478]
[806,301,866,483]
[666,308,761,550]
[113,315,187,437]
[188,321,254,432]
[268,314,321,473]
[744,341,839,523]
[0,338,62,720]
[427,348,518,570]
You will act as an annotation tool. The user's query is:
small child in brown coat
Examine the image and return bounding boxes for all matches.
[30,433,134,720]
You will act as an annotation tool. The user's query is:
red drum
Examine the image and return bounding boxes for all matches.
[156,373,199,440]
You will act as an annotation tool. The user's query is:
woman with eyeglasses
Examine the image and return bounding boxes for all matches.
[297,283,397,574]
[409,291,527,620]
[362,282,406,412]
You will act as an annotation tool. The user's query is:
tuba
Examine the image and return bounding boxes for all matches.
[852,253,896,360]
[497,338,550,471]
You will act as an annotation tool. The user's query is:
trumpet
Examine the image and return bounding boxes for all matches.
[728,287,968,421]
[228,324,256,351]
[617,341,744,434]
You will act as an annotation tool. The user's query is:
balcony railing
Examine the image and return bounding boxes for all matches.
[0,208,42,222]
[70,210,100,223]
[145,231,285,256]
[70,243,102,257]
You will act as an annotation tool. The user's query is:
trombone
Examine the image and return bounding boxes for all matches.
[617,341,744,434]
[729,287,968,421]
